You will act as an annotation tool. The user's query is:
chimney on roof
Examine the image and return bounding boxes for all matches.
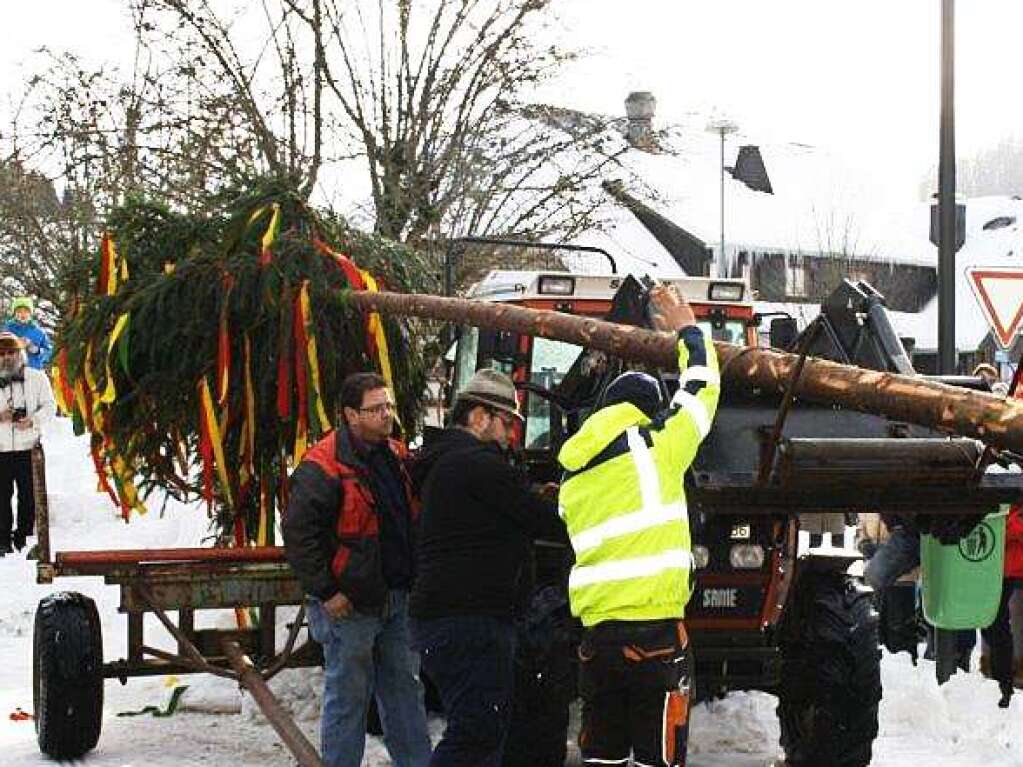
[625,91,656,149]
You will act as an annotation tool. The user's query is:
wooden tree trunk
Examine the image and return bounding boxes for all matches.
[348,291,1023,453]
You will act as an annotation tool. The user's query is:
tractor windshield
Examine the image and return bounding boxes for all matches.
[451,325,514,395]
[452,326,480,395]
[450,315,745,446]
[525,338,582,449]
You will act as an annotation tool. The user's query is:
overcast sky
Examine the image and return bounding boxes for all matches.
[1,1,1020,201]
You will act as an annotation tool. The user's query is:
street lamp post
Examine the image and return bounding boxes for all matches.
[707,119,739,278]
[937,0,957,376]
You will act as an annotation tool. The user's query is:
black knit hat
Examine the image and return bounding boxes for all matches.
[601,371,663,418]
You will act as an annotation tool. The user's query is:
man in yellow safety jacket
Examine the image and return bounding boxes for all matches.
[557,285,720,767]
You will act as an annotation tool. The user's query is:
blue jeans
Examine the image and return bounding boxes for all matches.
[410,616,516,767]
[864,526,920,591]
[306,590,432,767]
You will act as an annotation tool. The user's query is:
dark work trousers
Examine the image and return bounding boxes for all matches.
[982,578,1023,691]
[876,581,920,662]
[410,615,516,767]
[578,619,692,767]
[0,449,33,546]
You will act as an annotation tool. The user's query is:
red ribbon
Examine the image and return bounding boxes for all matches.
[276,289,292,421]
[197,381,215,513]
[216,275,233,407]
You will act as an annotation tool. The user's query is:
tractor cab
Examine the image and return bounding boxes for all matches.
[447,269,754,472]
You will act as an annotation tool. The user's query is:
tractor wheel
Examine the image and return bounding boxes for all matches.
[777,570,881,767]
[502,585,575,767]
[34,591,104,759]
[502,640,574,767]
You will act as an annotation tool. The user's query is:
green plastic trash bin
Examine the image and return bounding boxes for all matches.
[921,510,1007,630]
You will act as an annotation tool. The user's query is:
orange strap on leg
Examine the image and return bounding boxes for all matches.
[662,689,691,766]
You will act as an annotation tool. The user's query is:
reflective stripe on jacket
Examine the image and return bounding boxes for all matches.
[557,327,720,627]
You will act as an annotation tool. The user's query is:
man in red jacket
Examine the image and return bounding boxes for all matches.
[284,372,431,767]
[983,503,1023,707]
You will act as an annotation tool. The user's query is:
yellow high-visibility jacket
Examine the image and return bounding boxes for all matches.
[557,327,720,627]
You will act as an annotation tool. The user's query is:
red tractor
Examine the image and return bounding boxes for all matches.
[440,246,1017,767]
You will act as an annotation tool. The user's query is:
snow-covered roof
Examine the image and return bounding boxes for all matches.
[575,116,935,277]
[315,102,1019,357]
[749,196,1023,353]
[316,106,941,280]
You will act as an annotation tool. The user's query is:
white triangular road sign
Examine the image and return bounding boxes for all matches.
[967,267,1023,348]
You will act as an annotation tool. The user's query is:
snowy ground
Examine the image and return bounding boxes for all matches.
[1,421,1022,766]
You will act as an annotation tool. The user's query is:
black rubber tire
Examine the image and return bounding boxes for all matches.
[777,570,881,767]
[502,643,573,767]
[34,591,104,759]
[502,585,575,767]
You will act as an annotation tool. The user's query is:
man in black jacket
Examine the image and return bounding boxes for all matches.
[283,373,431,767]
[410,368,564,767]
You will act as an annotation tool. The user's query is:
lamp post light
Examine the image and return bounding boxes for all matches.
[706,118,739,278]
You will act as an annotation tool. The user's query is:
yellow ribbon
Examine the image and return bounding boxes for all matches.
[199,378,235,509]
[84,343,105,432]
[299,283,331,432]
[359,270,394,391]
[261,203,281,254]
[100,313,130,405]
[51,365,69,415]
[256,475,269,547]
[111,453,146,515]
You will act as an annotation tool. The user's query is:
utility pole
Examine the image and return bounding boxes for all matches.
[706,119,739,278]
[935,0,960,688]
[937,0,957,375]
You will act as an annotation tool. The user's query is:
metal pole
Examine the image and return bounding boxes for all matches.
[934,0,960,683]
[222,640,325,767]
[938,0,957,374]
[31,444,50,565]
[719,130,726,278]
[443,241,453,297]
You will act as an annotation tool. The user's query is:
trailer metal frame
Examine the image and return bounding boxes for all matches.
[31,445,324,766]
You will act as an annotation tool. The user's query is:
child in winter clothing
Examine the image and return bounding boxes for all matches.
[4,297,52,370]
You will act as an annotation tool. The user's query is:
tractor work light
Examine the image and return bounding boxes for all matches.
[538,275,575,296]
[729,544,764,569]
[708,282,744,302]
[692,545,710,570]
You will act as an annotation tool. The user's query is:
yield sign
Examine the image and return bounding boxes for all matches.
[967,267,1023,348]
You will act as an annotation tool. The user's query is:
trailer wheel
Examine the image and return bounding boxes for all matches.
[777,570,881,767]
[34,591,104,759]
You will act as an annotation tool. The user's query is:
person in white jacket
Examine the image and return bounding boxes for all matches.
[0,332,54,554]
